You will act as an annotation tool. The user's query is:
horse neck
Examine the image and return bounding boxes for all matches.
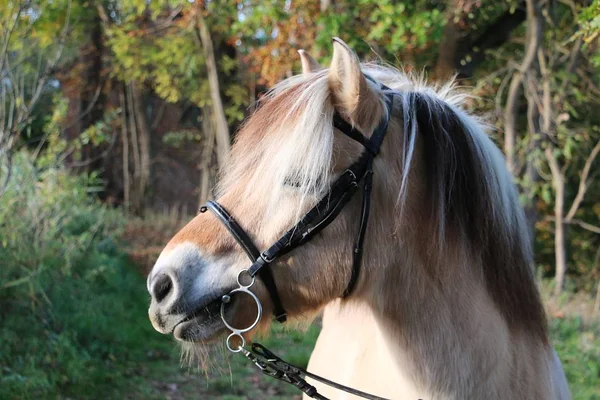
[350,202,515,393]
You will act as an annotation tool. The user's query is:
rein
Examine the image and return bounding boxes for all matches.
[199,82,395,400]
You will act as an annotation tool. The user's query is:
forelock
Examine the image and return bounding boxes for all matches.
[217,70,336,219]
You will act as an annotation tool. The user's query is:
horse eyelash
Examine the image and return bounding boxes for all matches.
[283,175,326,190]
[283,177,304,188]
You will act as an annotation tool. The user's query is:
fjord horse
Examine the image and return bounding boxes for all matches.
[147,38,569,399]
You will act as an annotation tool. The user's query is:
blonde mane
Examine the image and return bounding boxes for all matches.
[219,64,547,341]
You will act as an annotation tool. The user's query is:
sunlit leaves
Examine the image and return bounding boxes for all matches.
[162,130,201,148]
[104,3,205,103]
[578,0,600,66]
[360,0,444,54]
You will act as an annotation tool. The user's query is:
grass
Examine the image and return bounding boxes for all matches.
[0,240,178,399]
[0,153,173,399]
[550,317,600,400]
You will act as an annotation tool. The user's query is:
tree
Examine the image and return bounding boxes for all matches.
[508,0,600,295]
[0,0,71,196]
[193,2,230,169]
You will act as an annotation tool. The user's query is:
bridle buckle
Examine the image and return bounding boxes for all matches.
[260,252,275,264]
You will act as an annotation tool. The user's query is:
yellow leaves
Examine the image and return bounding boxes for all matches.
[154,73,181,103]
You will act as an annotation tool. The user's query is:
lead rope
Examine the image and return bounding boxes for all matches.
[239,342,390,400]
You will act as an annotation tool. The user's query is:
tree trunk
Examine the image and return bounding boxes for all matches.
[503,0,542,174]
[119,85,130,212]
[435,0,460,80]
[546,147,567,296]
[125,83,142,213]
[595,279,600,315]
[553,179,567,296]
[132,83,151,215]
[78,7,105,171]
[523,77,541,240]
[195,11,229,168]
[593,248,600,315]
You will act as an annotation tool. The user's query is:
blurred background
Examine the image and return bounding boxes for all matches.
[0,0,599,399]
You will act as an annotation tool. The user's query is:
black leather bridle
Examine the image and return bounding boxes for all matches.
[200,87,393,323]
[198,81,395,400]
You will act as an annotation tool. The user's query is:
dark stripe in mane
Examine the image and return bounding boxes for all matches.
[405,92,548,342]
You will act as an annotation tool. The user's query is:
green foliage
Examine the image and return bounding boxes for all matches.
[579,0,600,66]
[107,24,204,104]
[360,0,444,54]
[78,109,119,147]
[162,130,201,148]
[101,0,247,124]
[550,317,600,399]
[0,153,172,399]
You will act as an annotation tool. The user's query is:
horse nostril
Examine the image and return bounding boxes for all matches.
[152,274,173,303]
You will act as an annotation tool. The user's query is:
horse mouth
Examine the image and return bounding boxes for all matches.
[172,297,226,342]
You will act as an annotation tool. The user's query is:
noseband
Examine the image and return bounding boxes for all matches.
[199,81,395,400]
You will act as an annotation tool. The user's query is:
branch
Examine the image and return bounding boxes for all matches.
[66,128,119,168]
[553,35,584,115]
[577,67,600,97]
[544,216,600,235]
[145,5,183,35]
[2,0,72,147]
[21,0,71,122]
[0,2,24,77]
[568,219,600,235]
[62,82,104,131]
[503,0,543,173]
[545,146,563,188]
[538,48,551,134]
[494,68,513,119]
[151,101,167,131]
[0,149,13,198]
[565,138,600,221]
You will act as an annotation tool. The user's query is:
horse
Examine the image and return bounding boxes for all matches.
[147,38,570,399]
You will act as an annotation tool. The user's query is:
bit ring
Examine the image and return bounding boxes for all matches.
[220,269,263,352]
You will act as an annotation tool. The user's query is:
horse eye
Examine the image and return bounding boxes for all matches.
[283,177,303,188]
[283,175,326,191]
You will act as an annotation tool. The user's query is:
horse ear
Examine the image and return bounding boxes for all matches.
[328,37,379,127]
[298,49,321,76]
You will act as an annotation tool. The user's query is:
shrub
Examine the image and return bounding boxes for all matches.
[550,316,600,400]
[0,153,168,399]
